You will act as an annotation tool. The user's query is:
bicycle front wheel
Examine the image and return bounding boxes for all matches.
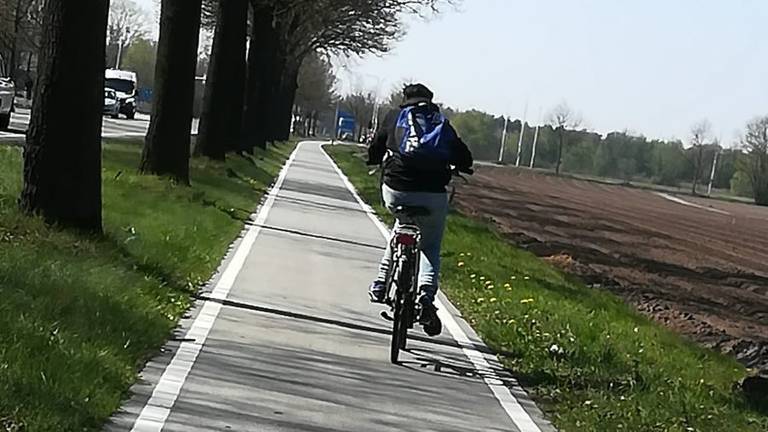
[390,296,405,364]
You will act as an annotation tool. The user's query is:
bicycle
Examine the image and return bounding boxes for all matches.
[378,167,473,364]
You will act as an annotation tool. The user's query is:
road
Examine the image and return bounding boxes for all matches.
[107,142,554,432]
[0,108,199,142]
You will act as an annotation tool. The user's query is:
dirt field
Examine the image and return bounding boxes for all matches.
[455,166,768,371]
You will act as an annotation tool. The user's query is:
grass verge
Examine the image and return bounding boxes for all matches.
[326,145,768,432]
[0,140,295,431]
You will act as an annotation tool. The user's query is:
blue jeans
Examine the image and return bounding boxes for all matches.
[376,184,449,303]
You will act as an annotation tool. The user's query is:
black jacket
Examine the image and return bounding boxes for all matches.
[367,103,473,193]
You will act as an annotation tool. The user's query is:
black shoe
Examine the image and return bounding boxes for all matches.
[419,302,442,337]
[369,281,386,303]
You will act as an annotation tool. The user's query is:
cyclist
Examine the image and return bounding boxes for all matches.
[366,83,473,337]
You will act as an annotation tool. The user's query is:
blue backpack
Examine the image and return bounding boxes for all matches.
[395,104,453,161]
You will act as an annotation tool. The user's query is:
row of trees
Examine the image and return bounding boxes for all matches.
[0,0,43,85]
[18,0,449,232]
[445,104,768,205]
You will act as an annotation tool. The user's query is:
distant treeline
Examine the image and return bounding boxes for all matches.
[444,108,751,197]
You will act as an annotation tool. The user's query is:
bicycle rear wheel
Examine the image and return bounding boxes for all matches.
[389,256,414,364]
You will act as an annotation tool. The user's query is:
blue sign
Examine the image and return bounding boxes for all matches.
[336,111,356,137]
[138,87,152,102]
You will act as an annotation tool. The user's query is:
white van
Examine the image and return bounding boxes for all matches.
[104,69,137,120]
[0,54,15,130]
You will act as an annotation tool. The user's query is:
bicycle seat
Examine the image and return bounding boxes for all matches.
[393,205,431,217]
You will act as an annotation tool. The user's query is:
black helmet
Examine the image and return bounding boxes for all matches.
[403,83,434,104]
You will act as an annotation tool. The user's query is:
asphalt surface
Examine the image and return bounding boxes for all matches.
[0,108,199,142]
[107,142,554,432]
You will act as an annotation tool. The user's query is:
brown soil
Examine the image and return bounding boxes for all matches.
[455,166,768,371]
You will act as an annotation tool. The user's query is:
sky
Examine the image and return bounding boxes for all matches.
[134,0,768,144]
[337,0,768,144]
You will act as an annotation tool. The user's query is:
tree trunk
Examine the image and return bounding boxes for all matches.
[691,146,703,195]
[140,0,202,183]
[241,3,277,152]
[195,0,248,160]
[19,0,109,232]
[9,0,24,79]
[265,52,287,142]
[274,59,300,142]
[555,128,565,175]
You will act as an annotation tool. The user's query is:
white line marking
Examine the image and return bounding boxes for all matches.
[321,144,545,432]
[129,142,303,432]
[656,192,731,216]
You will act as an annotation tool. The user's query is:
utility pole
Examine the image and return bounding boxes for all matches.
[498,115,508,164]
[515,102,528,167]
[707,150,721,197]
[530,124,540,169]
[115,27,130,69]
[529,107,543,169]
[331,100,340,144]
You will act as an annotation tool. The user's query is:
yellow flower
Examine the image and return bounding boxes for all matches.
[457,262,465,267]
[520,298,535,304]
[479,276,486,281]
[470,273,477,279]
[490,297,498,303]
[504,283,511,288]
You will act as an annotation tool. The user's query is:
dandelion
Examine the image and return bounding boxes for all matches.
[479,276,486,281]
[633,327,639,333]
[510,276,517,280]
[476,297,486,303]
[466,252,472,256]
[487,285,495,290]
[520,298,534,304]
[504,283,511,288]
[470,273,477,279]
[457,262,465,267]
[549,344,564,355]
[490,297,497,303]
[460,253,465,257]
[524,276,531,280]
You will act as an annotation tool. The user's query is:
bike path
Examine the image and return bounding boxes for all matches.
[108,141,554,432]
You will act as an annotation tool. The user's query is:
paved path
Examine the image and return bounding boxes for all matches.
[0,108,198,141]
[107,142,554,432]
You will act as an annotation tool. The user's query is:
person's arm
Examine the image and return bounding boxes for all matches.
[447,123,473,171]
[367,110,393,165]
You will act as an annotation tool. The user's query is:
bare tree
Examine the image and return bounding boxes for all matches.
[107,0,150,68]
[548,102,581,175]
[341,90,376,141]
[740,116,768,205]
[689,119,712,195]
[0,0,45,79]
[20,0,109,231]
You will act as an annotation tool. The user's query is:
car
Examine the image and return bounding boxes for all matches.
[105,69,137,120]
[0,54,15,131]
[104,88,120,118]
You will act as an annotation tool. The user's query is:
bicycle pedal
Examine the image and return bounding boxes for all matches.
[380,311,394,321]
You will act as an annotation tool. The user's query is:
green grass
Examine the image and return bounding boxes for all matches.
[0,140,295,431]
[327,145,768,432]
